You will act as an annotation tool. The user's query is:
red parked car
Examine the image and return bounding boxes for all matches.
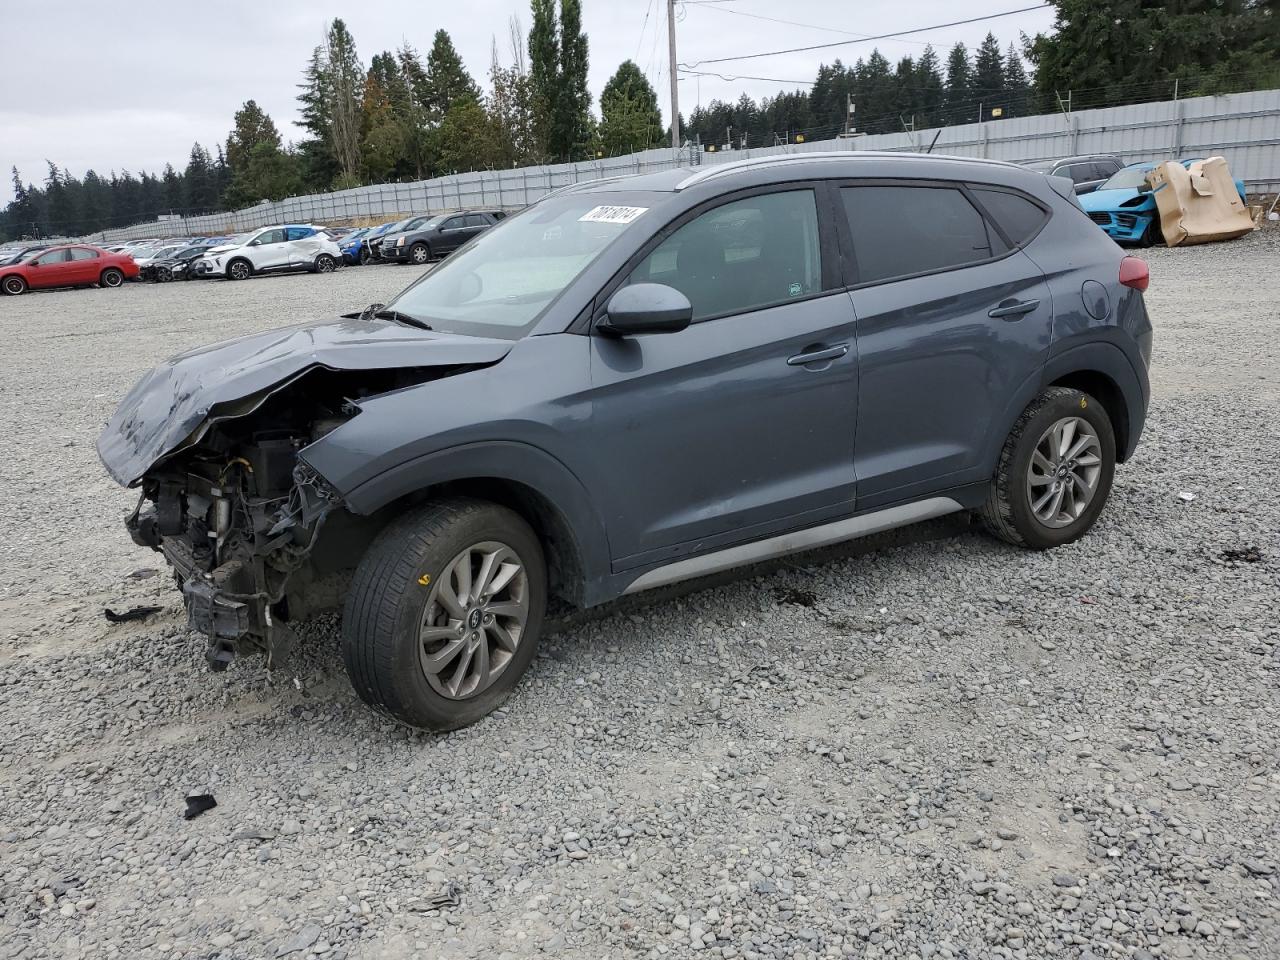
[0,244,139,296]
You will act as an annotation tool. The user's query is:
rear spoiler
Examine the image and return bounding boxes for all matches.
[1047,174,1084,210]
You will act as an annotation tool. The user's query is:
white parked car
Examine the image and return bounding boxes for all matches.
[191,225,342,281]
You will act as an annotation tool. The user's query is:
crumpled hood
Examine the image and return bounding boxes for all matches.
[97,317,514,487]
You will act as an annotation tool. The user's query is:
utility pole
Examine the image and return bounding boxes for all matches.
[668,0,680,148]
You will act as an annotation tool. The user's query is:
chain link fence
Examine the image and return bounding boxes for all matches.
[87,88,1280,243]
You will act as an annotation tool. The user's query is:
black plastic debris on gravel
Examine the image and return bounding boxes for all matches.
[183,794,217,820]
[104,605,163,623]
[1219,545,1264,564]
[773,586,820,607]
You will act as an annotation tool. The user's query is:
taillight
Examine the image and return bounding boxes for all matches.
[1119,256,1149,292]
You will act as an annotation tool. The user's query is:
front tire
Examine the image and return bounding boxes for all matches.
[979,386,1116,549]
[100,268,125,288]
[226,258,252,281]
[343,498,546,731]
[409,242,431,265]
[358,247,371,266]
[2,275,27,296]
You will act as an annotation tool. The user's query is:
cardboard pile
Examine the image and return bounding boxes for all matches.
[1145,157,1255,246]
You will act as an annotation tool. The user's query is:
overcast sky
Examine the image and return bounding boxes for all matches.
[2,1,1056,203]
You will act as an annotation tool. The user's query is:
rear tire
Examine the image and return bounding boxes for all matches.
[979,386,1116,549]
[314,254,336,274]
[343,498,546,731]
[100,268,125,288]
[2,275,27,296]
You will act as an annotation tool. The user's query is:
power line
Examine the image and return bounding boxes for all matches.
[682,4,1053,67]
[687,4,933,47]
[679,67,815,85]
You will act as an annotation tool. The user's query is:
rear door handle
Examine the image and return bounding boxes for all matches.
[988,298,1041,320]
[787,344,849,366]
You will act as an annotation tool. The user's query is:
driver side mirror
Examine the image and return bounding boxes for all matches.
[599,283,693,336]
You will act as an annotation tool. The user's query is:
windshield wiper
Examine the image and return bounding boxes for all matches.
[364,304,433,331]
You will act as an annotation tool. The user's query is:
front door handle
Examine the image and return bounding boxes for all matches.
[988,298,1041,320]
[787,343,849,366]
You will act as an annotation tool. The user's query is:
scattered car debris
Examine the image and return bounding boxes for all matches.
[103,605,162,623]
[426,881,463,910]
[773,586,820,607]
[182,794,217,820]
[1220,545,1263,564]
[1177,491,1197,502]
[231,827,277,841]
[126,567,160,580]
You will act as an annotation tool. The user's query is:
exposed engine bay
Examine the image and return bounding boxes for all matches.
[124,367,437,670]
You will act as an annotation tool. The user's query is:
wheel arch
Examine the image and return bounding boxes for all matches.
[321,441,612,609]
[1046,368,1129,460]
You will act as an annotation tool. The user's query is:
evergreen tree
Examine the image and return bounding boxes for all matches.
[554,0,592,161]
[425,30,481,118]
[397,44,436,179]
[528,0,559,159]
[599,60,664,154]
[183,144,217,211]
[296,46,339,189]
[944,43,972,121]
[1003,43,1031,117]
[44,162,76,235]
[973,31,1006,116]
[223,102,298,206]
[161,163,185,210]
[323,18,366,187]
[916,45,945,127]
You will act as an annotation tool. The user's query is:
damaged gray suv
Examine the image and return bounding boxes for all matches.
[99,153,1153,731]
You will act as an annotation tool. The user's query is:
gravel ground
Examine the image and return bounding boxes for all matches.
[1,233,1278,960]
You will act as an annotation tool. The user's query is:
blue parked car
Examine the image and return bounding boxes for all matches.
[1079,159,1247,246]
[338,227,372,265]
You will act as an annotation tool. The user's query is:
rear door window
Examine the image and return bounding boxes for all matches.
[970,188,1049,247]
[285,227,315,241]
[464,214,489,228]
[627,189,823,321]
[69,248,100,260]
[841,185,1000,285]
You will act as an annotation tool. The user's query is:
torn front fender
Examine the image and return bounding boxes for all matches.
[96,317,513,487]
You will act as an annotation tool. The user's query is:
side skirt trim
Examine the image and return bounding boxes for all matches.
[621,496,964,595]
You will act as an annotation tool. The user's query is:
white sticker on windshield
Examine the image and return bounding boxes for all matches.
[578,205,649,224]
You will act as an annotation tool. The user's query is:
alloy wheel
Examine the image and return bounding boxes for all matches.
[411,245,429,264]
[2,276,25,295]
[1026,416,1103,528]
[418,541,530,700]
[102,270,123,288]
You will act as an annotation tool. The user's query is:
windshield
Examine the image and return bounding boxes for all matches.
[1100,167,1153,190]
[1024,159,1058,172]
[129,247,159,258]
[386,194,655,339]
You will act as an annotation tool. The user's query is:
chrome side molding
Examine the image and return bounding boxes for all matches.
[622,497,964,594]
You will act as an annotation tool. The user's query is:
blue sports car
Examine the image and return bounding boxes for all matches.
[1079,159,1248,246]
[338,227,372,265]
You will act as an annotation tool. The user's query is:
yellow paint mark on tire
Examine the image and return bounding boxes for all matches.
[418,574,432,586]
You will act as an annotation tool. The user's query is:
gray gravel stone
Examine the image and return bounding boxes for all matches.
[1,232,1279,958]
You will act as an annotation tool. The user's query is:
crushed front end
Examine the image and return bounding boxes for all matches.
[127,447,343,670]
